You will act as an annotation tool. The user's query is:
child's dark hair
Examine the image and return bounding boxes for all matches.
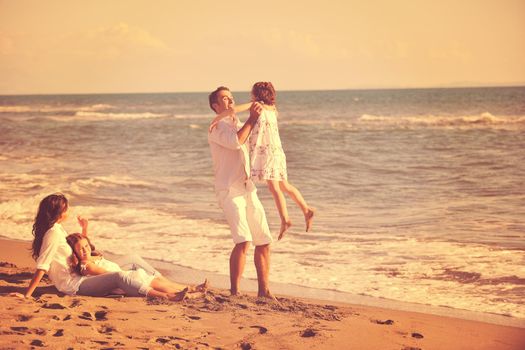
[66,233,101,275]
[31,193,69,260]
[252,82,276,105]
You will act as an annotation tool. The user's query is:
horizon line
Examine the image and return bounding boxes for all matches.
[1,84,524,97]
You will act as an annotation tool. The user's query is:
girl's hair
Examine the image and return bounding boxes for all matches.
[66,233,101,275]
[31,193,69,260]
[252,82,276,105]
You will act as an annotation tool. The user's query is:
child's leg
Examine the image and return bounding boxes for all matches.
[157,275,208,293]
[279,180,315,232]
[156,276,187,291]
[149,276,208,294]
[147,288,188,302]
[266,180,292,239]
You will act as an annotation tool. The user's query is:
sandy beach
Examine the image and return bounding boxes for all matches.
[0,238,523,350]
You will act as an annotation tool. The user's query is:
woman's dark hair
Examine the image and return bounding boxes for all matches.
[31,193,69,260]
[66,233,100,275]
[251,82,276,105]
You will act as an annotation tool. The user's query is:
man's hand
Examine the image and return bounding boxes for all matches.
[237,102,263,145]
[249,102,263,119]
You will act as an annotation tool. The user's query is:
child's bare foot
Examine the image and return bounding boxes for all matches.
[278,220,292,240]
[304,208,315,232]
[195,278,209,293]
[168,287,188,302]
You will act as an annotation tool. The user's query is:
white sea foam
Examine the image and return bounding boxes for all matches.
[173,114,210,120]
[278,112,525,130]
[0,104,114,114]
[358,112,525,129]
[71,111,168,121]
[70,175,158,195]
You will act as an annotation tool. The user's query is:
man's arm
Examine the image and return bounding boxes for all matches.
[237,102,262,145]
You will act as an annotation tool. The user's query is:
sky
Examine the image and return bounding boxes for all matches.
[0,0,524,94]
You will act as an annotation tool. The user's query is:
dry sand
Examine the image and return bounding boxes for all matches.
[1,238,524,350]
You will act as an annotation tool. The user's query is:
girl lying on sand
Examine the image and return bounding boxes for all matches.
[66,233,208,301]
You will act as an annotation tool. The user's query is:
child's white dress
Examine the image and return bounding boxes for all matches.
[249,108,288,182]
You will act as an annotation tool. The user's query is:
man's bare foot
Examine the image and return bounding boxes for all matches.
[168,287,188,302]
[257,291,280,304]
[304,208,315,232]
[278,220,292,240]
[195,278,209,293]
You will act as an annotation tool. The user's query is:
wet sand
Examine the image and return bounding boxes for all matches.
[1,238,524,349]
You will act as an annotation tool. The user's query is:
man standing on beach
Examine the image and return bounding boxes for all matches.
[208,86,275,299]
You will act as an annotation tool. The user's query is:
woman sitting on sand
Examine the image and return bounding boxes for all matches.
[66,232,207,300]
[16,193,205,301]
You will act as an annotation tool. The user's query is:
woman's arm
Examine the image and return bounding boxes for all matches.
[24,269,46,298]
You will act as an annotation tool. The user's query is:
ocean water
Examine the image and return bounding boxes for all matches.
[1,87,524,319]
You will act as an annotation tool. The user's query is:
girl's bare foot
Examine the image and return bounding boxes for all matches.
[278,220,292,240]
[304,208,315,232]
[168,287,188,302]
[195,278,209,293]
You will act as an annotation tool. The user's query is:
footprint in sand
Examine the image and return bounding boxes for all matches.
[156,337,170,345]
[53,329,64,337]
[374,319,395,325]
[411,332,424,339]
[16,314,33,322]
[63,314,72,321]
[240,342,253,350]
[92,340,109,346]
[69,299,82,308]
[10,326,29,333]
[403,347,422,350]
[79,311,93,321]
[95,310,108,321]
[30,339,45,347]
[250,325,268,334]
[98,325,116,334]
[301,328,318,337]
[42,302,67,310]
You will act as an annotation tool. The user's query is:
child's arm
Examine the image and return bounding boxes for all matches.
[77,216,89,237]
[208,103,253,132]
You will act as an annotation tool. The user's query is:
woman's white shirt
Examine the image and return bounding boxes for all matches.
[35,223,85,295]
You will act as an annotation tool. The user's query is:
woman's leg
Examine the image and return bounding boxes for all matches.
[279,180,315,232]
[266,180,292,239]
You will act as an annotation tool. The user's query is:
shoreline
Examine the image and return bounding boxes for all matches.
[1,236,524,349]
[3,235,524,329]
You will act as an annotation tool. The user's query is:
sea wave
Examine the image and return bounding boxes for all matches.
[70,175,157,193]
[74,111,168,120]
[358,112,525,129]
[0,104,114,114]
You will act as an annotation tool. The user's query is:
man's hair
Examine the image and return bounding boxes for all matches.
[252,82,276,105]
[208,86,230,112]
